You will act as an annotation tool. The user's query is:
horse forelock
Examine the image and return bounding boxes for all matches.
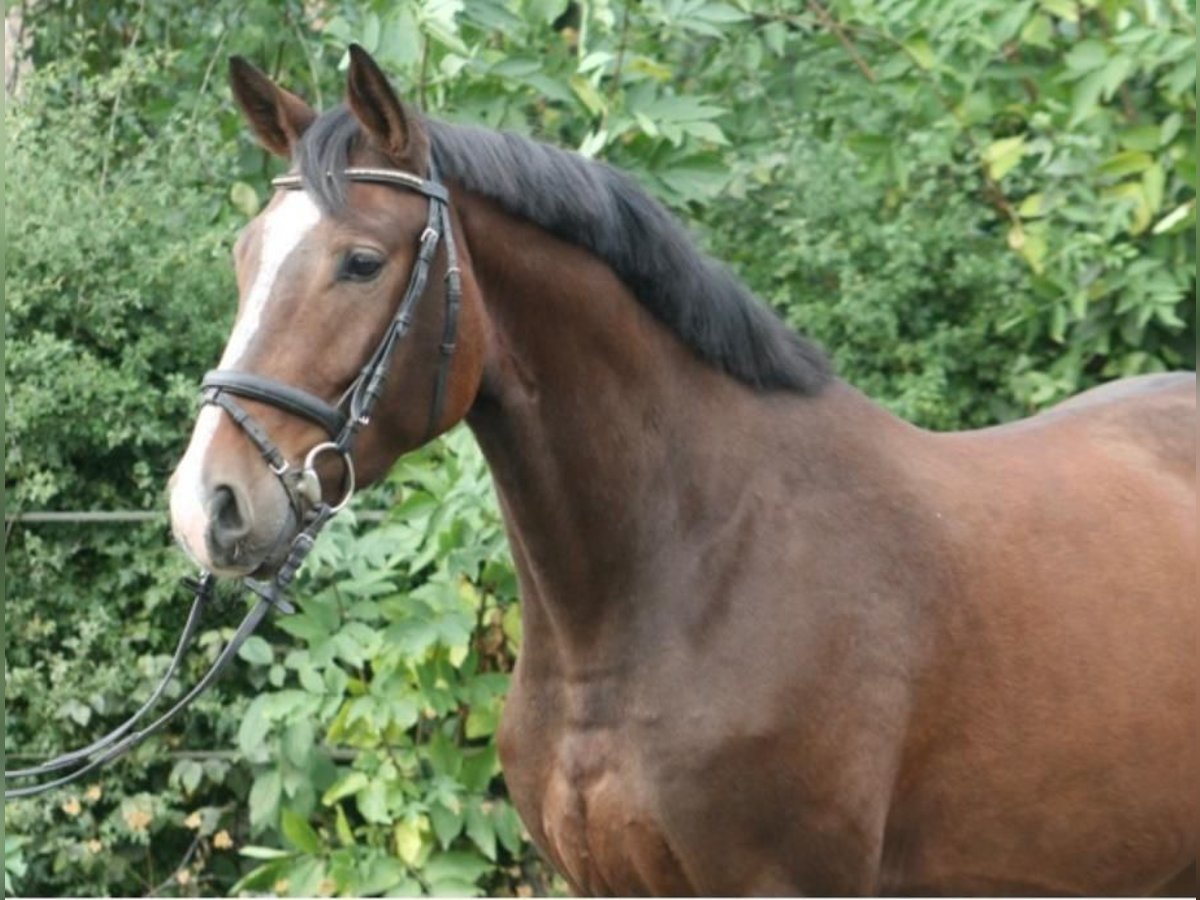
[295,105,833,394]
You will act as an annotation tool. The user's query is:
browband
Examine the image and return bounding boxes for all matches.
[271,167,450,202]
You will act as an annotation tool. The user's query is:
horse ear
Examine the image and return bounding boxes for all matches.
[345,44,427,165]
[228,56,316,159]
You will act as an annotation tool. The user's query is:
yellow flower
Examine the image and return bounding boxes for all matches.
[273,878,290,894]
[85,839,103,854]
[84,784,103,802]
[61,797,82,816]
[176,869,192,886]
[184,811,203,830]
[123,808,153,832]
[212,829,233,850]
[316,877,336,897]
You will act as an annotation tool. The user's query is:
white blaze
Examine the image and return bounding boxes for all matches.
[220,190,321,366]
[170,190,322,565]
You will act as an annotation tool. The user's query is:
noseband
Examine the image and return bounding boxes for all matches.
[5,162,461,798]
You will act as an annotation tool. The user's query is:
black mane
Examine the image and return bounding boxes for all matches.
[297,107,831,393]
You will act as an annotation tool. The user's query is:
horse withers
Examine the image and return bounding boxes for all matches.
[169,46,1197,896]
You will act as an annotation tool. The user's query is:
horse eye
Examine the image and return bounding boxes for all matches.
[340,250,384,282]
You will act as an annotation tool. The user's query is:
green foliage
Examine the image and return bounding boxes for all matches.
[738,0,1196,406]
[712,138,1037,428]
[5,0,1193,897]
[5,47,259,899]
[6,57,232,509]
[223,430,549,897]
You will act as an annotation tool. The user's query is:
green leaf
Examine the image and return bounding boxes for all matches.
[1118,125,1162,152]
[362,856,410,894]
[238,635,274,666]
[394,820,424,865]
[423,850,492,886]
[1038,0,1078,22]
[239,846,297,860]
[249,769,282,832]
[1020,13,1053,48]
[426,730,463,777]
[1019,231,1048,274]
[332,804,356,848]
[378,7,421,68]
[465,699,500,739]
[278,856,326,897]
[982,136,1027,181]
[360,11,382,52]
[493,803,525,855]
[1161,113,1183,147]
[238,695,272,757]
[577,51,612,75]
[991,1,1034,44]
[1151,200,1195,235]
[1064,39,1107,73]
[570,76,606,116]
[763,22,787,57]
[298,663,325,694]
[1050,303,1068,343]
[358,779,390,824]
[458,745,499,793]
[278,612,333,645]
[281,807,322,854]
[903,36,935,71]
[430,801,463,849]
[1018,193,1045,219]
[502,603,522,650]
[526,0,569,24]
[229,181,259,218]
[280,724,314,772]
[1142,164,1165,216]
[1070,290,1088,321]
[322,771,370,806]
[1069,68,1107,126]
[634,111,660,138]
[172,758,204,795]
[1097,151,1153,179]
[465,803,497,860]
[230,859,291,895]
[693,2,750,25]
[1099,55,1134,101]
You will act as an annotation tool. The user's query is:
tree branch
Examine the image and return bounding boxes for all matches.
[807,0,875,83]
[146,832,204,898]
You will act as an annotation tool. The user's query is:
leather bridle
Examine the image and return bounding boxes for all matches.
[203,162,462,522]
[5,162,460,798]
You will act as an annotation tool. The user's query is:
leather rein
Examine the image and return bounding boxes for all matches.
[5,163,461,799]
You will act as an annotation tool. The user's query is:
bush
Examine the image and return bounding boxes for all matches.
[5,52,256,898]
[706,138,1035,429]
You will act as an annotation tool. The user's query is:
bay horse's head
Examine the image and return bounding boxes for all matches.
[170,46,484,577]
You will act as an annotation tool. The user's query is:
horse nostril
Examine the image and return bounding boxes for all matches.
[208,484,250,553]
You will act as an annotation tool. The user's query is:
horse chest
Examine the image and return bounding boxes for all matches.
[499,703,694,894]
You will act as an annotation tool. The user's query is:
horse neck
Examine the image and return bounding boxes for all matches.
[456,192,851,666]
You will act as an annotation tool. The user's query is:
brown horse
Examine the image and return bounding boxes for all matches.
[169,47,1196,896]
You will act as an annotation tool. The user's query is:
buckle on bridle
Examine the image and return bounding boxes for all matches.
[301,442,356,513]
